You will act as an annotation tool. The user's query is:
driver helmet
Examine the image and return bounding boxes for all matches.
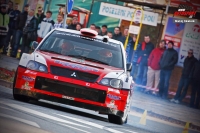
[98,49,113,63]
[60,41,74,55]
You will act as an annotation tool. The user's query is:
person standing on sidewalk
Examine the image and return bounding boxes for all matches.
[135,35,154,91]
[35,7,45,29]
[99,25,107,36]
[11,4,29,57]
[130,35,141,81]
[159,41,178,99]
[67,17,78,30]
[189,59,200,109]
[37,11,55,43]
[20,9,37,58]
[0,4,9,54]
[54,14,68,29]
[4,3,20,54]
[170,49,197,104]
[145,40,166,94]
[112,26,122,41]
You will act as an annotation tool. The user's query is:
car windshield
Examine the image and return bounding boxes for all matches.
[38,30,124,69]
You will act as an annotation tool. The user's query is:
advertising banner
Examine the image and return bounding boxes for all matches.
[164,16,186,55]
[178,22,200,66]
[99,2,158,26]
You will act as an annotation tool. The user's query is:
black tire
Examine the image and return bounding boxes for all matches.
[108,114,124,125]
[13,68,30,102]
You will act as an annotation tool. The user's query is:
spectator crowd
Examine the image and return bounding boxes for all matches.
[0,1,199,109]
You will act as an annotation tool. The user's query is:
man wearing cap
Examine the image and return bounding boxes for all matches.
[99,25,107,36]
[159,41,178,99]
[0,4,9,53]
[67,17,78,30]
[11,4,29,57]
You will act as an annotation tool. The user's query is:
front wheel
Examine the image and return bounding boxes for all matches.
[13,68,30,102]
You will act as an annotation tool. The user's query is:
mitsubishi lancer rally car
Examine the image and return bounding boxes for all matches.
[13,28,134,124]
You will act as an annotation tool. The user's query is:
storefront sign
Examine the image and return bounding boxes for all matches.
[99,2,158,26]
[178,22,200,67]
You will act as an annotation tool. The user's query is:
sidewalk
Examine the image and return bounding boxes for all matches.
[0,54,200,131]
[131,91,200,131]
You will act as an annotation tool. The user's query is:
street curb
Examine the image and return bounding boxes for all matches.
[131,107,200,131]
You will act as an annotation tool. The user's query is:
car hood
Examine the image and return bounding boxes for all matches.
[35,51,125,79]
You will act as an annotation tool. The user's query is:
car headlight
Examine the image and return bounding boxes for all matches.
[26,60,48,73]
[99,78,123,89]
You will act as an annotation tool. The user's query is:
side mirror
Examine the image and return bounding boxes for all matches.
[31,41,39,50]
[126,63,132,72]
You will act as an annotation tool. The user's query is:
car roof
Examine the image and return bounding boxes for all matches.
[53,28,123,46]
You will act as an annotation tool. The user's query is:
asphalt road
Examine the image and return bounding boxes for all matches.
[0,85,152,133]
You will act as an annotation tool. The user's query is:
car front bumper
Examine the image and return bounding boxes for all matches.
[14,66,127,117]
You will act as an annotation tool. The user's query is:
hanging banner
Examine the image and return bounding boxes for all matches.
[164,16,186,56]
[99,2,158,26]
[178,22,200,67]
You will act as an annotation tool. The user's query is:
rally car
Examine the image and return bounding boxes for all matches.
[13,28,134,124]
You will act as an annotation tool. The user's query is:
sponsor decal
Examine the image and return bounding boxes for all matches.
[107,88,120,94]
[107,94,121,100]
[21,82,32,90]
[25,70,37,75]
[62,95,74,100]
[22,75,34,82]
[106,100,117,110]
[86,83,90,86]
[54,60,99,72]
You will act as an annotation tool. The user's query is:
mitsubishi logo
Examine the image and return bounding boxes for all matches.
[71,72,76,77]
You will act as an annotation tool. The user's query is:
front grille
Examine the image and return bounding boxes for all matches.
[34,76,106,103]
[50,66,99,83]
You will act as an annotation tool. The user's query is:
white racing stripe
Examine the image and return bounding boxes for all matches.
[0,113,40,128]
[122,129,138,133]
[59,123,91,133]
[55,113,124,133]
[0,101,90,129]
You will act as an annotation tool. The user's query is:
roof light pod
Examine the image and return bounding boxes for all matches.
[80,28,98,38]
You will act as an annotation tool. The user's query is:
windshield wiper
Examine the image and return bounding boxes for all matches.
[67,55,109,65]
[39,49,61,55]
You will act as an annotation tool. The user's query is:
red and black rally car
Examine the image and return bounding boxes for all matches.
[13,28,134,124]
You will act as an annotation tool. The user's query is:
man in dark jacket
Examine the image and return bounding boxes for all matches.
[170,49,197,103]
[99,25,107,36]
[4,3,20,54]
[159,41,178,99]
[11,4,29,57]
[189,59,200,109]
[112,26,122,41]
[135,35,154,91]
[67,17,78,30]
[35,7,45,29]
[20,9,37,58]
